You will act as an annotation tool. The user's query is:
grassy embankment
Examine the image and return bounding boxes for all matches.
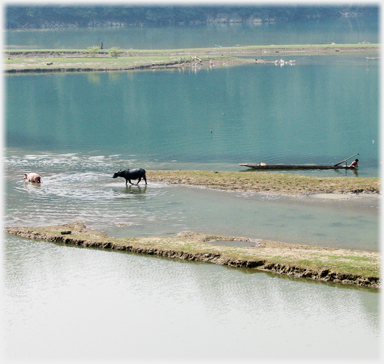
[5,221,380,289]
[4,43,379,73]
[146,170,380,195]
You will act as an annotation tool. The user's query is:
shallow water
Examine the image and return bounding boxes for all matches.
[3,147,380,360]
[5,150,379,251]
[3,21,380,361]
[3,234,380,361]
[207,239,257,248]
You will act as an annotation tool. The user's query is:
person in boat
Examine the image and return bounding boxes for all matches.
[350,159,359,168]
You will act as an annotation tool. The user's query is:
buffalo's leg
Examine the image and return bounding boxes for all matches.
[136,177,142,185]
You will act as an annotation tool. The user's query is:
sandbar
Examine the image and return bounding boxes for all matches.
[5,221,380,289]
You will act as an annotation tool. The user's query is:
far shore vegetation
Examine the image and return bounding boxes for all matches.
[5,5,378,29]
[4,43,380,73]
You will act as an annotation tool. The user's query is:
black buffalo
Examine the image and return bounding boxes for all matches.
[112,168,147,186]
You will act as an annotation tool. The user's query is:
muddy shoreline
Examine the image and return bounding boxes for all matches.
[5,222,380,289]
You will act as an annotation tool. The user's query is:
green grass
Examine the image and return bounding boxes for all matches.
[4,52,248,72]
[5,43,379,54]
[264,252,380,277]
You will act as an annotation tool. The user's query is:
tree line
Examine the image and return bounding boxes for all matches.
[6,4,378,29]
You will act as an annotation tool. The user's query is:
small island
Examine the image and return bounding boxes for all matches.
[4,43,379,73]
[5,220,380,289]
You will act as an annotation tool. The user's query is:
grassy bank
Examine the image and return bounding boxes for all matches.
[5,53,251,73]
[4,43,379,73]
[146,170,380,195]
[5,221,380,289]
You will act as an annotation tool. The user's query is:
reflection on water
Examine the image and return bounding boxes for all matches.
[112,185,148,194]
[6,55,379,177]
[4,20,380,360]
[3,235,379,361]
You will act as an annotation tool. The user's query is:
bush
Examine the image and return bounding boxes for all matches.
[109,47,120,58]
[87,46,99,57]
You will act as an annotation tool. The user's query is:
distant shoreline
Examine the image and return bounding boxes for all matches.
[4,43,379,73]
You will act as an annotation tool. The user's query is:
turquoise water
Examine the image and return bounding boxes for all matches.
[6,55,379,176]
[4,52,380,250]
[3,23,380,361]
[6,19,379,49]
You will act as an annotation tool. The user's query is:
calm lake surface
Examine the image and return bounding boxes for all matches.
[3,23,380,361]
[6,56,379,175]
[6,19,379,49]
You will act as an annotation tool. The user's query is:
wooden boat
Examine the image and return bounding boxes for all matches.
[239,153,359,170]
[239,163,355,170]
